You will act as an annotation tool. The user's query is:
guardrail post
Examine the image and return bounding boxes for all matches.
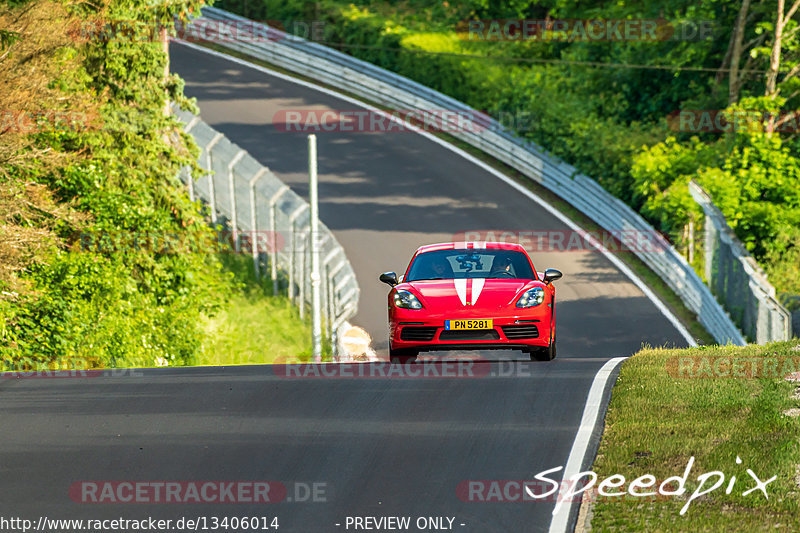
[248,169,266,277]
[327,260,347,355]
[298,228,307,319]
[703,215,714,283]
[181,165,194,202]
[287,204,308,305]
[288,222,296,303]
[228,150,246,252]
[321,246,338,348]
[268,186,289,295]
[182,117,201,202]
[331,317,339,361]
[324,263,333,341]
[205,133,224,225]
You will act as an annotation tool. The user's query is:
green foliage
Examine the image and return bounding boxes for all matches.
[6,251,228,367]
[211,0,800,298]
[631,98,800,293]
[0,0,238,370]
[0,29,20,51]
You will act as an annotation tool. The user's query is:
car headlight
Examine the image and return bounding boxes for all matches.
[394,289,423,309]
[516,287,545,308]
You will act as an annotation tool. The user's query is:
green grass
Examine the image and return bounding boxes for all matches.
[192,254,327,366]
[588,341,800,532]
[195,291,314,365]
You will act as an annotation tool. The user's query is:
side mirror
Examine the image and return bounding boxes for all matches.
[380,271,398,287]
[543,268,563,284]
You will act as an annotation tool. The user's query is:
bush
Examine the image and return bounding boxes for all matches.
[0,0,235,369]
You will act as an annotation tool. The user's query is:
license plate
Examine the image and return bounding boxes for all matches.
[445,319,493,330]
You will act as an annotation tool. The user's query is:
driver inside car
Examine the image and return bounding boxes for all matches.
[489,255,514,277]
[429,257,453,279]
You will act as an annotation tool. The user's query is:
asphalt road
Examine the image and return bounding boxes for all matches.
[0,361,617,532]
[0,41,691,533]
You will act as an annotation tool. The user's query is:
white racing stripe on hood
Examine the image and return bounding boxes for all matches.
[471,278,485,305]
[454,278,468,306]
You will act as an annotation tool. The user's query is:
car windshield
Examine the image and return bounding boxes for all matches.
[405,249,534,281]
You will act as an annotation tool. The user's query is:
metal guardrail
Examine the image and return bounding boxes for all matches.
[690,181,792,343]
[186,7,747,345]
[174,107,360,354]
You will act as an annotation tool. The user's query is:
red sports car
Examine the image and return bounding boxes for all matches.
[380,242,562,364]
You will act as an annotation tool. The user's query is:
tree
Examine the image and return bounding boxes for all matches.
[715,0,772,105]
[729,0,751,104]
[743,0,800,132]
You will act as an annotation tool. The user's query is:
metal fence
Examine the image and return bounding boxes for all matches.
[690,181,793,343]
[185,7,749,345]
[174,107,360,356]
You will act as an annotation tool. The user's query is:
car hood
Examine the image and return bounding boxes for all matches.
[400,278,538,311]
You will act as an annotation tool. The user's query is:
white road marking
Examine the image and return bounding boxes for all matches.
[546,356,627,533]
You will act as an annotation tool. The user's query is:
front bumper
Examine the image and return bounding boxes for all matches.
[389,311,553,352]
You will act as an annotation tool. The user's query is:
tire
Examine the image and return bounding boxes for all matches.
[389,347,418,364]
[529,335,556,361]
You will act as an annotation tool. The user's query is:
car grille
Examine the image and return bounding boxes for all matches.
[438,329,501,341]
[501,324,540,339]
[400,326,438,341]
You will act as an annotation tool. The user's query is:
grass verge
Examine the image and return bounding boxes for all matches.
[196,292,314,365]
[587,341,800,532]
[193,254,328,366]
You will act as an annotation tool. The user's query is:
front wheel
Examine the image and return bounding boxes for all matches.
[389,347,418,364]
[529,336,556,361]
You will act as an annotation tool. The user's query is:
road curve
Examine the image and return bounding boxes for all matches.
[0,41,691,533]
[169,42,688,356]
